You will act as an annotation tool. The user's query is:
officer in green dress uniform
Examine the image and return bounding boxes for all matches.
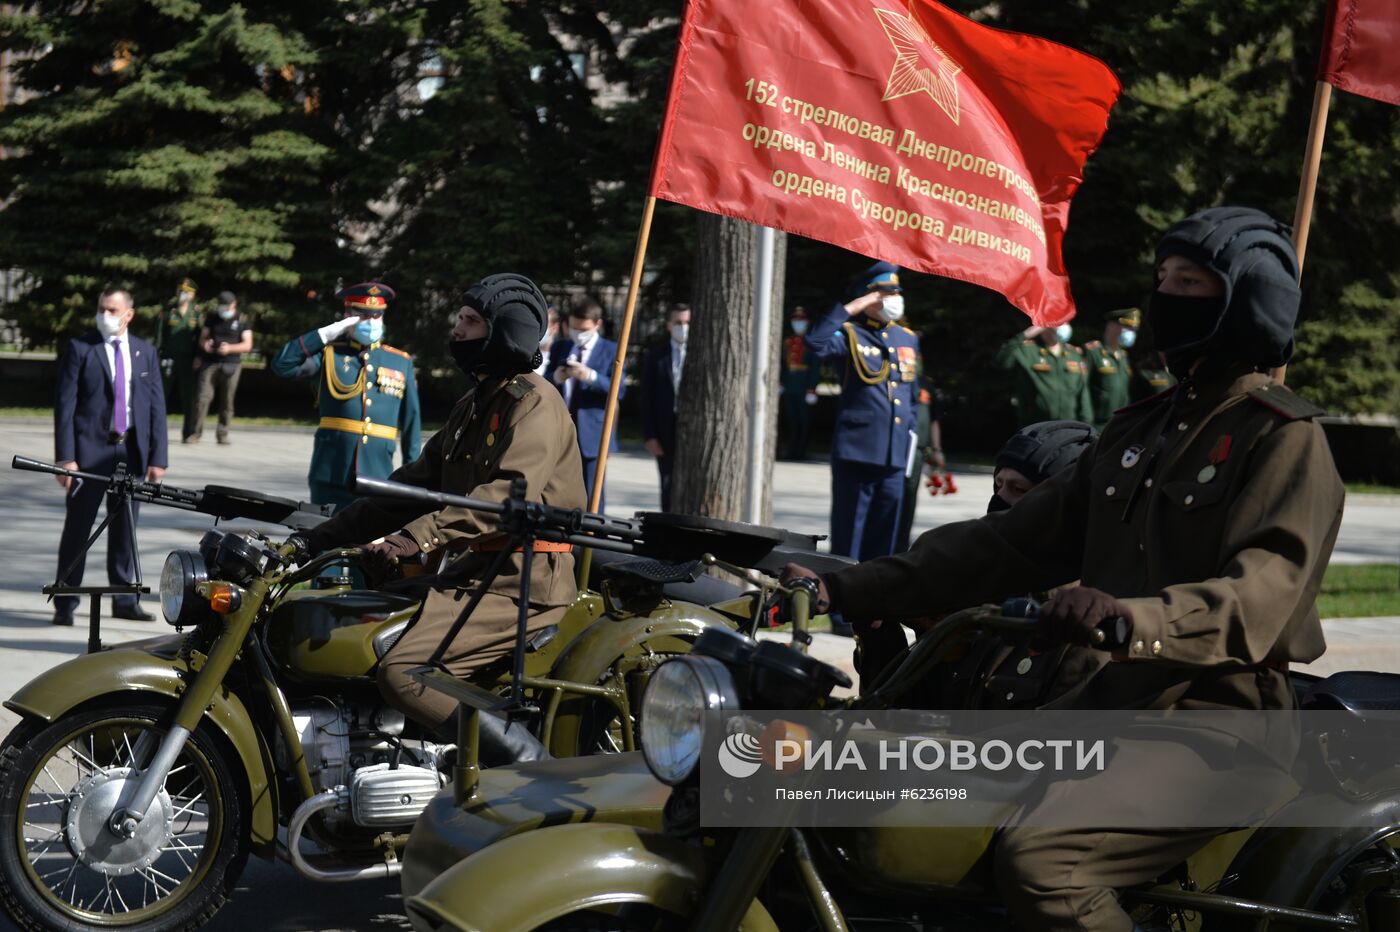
[154,278,201,426]
[780,307,822,460]
[1082,306,1140,430]
[1130,348,1177,402]
[271,282,422,510]
[995,321,1093,425]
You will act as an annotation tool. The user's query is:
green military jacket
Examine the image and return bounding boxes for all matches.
[1083,340,1133,429]
[271,329,422,496]
[154,301,201,360]
[828,370,1344,720]
[995,336,1092,424]
[306,371,586,609]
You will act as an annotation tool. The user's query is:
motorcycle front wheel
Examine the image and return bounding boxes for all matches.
[0,702,247,931]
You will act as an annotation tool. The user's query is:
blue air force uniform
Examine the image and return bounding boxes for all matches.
[271,282,422,509]
[806,262,920,561]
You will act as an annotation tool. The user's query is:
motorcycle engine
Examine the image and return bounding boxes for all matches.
[275,699,449,832]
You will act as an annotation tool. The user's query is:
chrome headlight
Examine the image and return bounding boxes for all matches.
[640,655,740,786]
[160,550,208,626]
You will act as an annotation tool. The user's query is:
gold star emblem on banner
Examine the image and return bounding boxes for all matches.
[875,3,963,124]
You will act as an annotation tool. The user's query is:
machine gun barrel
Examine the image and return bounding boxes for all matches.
[351,475,642,551]
[11,455,329,530]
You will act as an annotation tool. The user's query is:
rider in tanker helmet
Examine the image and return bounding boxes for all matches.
[786,206,1345,932]
[291,273,586,763]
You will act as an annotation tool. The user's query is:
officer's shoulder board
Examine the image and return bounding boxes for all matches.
[1247,384,1325,421]
[897,324,916,337]
[1113,386,1176,416]
[1084,340,1102,350]
[380,345,412,360]
[504,375,535,401]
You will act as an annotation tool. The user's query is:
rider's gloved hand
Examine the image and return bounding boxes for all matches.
[361,532,420,575]
[1039,587,1134,647]
[285,534,317,566]
[779,563,833,616]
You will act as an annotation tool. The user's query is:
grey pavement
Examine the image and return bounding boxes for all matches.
[0,417,1396,930]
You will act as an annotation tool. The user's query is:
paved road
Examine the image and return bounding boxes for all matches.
[0,417,1395,931]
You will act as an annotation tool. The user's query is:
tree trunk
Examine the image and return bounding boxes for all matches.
[672,212,787,523]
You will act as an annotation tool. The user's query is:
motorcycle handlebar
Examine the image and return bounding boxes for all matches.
[1000,596,1133,652]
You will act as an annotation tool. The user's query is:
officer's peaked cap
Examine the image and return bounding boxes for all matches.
[1104,307,1140,328]
[337,282,396,312]
[460,273,549,370]
[859,261,902,293]
[1155,206,1300,369]
[996,420,1098,486]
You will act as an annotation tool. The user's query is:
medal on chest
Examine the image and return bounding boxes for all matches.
[1197,434,1232,484]
[374,365,406,399]
[1120,444,1145,469]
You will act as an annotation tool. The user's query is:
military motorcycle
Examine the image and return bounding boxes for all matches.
[397,579,1400,932]
[0,458,831,931]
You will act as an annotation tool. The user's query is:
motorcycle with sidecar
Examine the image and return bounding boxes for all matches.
[397,576,1400,932]
[0,459,840,931]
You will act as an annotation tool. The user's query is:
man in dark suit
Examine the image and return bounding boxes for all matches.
[549,296,623,512]
[640,304,689,511]
[52,288,169,625]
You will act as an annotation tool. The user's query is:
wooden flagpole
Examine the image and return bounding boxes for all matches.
[1275,80,1332,384]
[577,194,657,588]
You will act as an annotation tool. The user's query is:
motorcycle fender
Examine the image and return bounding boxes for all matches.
[1219,792,1400,907]
[4,646,280,858]
[405,823,778,932]
[546,603,733,756]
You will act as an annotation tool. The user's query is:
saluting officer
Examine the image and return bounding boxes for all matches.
[806,261,920,562]
[154,278,201,427]
[271,282,422,510]
[1082,306,1140,429]
[996,319,1093,425]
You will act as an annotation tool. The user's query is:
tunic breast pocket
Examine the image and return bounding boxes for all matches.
[1158,478,1230,513]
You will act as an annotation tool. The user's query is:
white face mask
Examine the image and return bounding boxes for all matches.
[1119,329,1137,349]
[878,294,905,322]
[1055,323,1074,342]
[95,311,125,338]
[575,328,598,347]
[791,320,809,336]
[217,304,236,320]
[670,323,689,345]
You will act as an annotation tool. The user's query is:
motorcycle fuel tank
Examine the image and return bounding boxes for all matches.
[265,587,420,681]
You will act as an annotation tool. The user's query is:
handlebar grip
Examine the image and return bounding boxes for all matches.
[1089,616,1133,651]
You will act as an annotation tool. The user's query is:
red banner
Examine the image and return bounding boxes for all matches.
[1318,0,1400,106]
[650,0,1121,325]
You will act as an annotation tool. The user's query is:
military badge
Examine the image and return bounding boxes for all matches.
[1120,444,1144,468]
[1198,435,1232,483]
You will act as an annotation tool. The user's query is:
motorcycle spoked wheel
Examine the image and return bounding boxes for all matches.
[573,634,697,757]
[0,703,247,931]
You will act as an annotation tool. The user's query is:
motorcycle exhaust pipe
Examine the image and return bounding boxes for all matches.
[282,789,403,882]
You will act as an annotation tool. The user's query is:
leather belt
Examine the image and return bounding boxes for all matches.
[471,538,573,554]
[320,416,399,441]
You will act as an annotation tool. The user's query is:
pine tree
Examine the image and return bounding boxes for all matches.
[0,0,337,343]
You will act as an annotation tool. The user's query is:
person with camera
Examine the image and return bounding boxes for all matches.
[288,274,584,760]
[187,290,252,444]
[786,207,1345,932]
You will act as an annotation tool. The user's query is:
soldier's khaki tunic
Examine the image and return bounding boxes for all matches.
[309,370,585,728]
[828,369,1344,932]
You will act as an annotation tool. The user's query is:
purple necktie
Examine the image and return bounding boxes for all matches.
[112,338,128,435]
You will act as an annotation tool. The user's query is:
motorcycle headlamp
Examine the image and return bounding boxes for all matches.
[640,655,740,786]
[160,550,208,626]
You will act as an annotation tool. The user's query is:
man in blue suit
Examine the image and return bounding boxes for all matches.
[807,261,920,562]
[640,304,689,511]
[53,288,170,625]
[549,297,623,512]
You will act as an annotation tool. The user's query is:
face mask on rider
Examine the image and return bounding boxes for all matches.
[878,294,905,322]
[987,493,1013,514]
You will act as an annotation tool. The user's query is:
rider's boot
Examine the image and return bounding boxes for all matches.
[432,709,552,769]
